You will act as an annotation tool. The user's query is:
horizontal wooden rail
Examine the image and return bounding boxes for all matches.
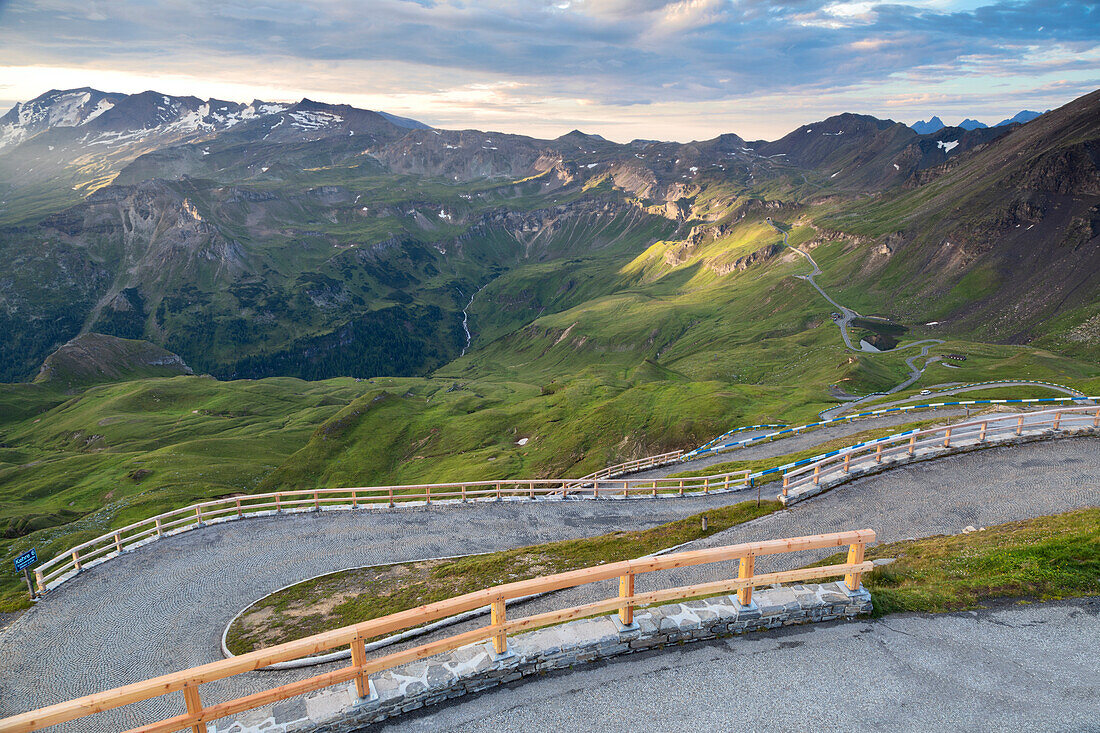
[0,529,874,733]
[27,405,1096,596]
[571,449,684,483]
[780,405,1098,498]
[30,464,748,595]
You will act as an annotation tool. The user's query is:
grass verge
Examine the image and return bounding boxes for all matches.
[818,508,1100,616]
[224,499,781,654]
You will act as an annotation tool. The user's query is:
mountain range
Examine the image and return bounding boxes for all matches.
[0,86,1097,603]
[911,110,1046,134]
[0,88,1096,385]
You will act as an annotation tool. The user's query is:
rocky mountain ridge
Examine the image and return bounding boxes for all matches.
[1,86,1096,382]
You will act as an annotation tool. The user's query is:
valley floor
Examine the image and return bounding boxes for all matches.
[0,437,1096,731]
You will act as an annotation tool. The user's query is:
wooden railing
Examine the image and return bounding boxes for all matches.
[32,466,749,595]
[780,405,1100,498]
[571,449,684,483]
[0,529,875,733]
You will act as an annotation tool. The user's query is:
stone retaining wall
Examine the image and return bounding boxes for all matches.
[212,581,872,733]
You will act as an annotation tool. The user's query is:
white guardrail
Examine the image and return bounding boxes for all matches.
[682,394,1096,460]
[778,405,1099,504]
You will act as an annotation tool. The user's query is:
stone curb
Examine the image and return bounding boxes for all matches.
[211,581,873,733]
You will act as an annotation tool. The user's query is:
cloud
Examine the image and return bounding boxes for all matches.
[0,0,1096,140]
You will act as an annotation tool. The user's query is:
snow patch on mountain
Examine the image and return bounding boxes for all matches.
[289,111,344,130]
[81,98,115,125]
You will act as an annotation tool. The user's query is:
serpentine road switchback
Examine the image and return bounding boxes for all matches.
[0,426,1096,732]
[765,218,945,407]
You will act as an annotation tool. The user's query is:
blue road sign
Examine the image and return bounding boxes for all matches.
[14,548,37,572]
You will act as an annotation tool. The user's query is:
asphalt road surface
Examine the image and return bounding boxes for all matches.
[384,597,1100,733]
[1,436,1096,732]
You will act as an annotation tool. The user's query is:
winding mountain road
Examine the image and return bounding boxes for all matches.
[765,218,943,359]
[820,380,1092,419]
[0,433,1097,732]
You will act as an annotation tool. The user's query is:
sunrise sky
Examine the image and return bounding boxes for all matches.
[1,0,1097,140]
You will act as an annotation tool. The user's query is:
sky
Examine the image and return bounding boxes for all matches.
[0,0,1097,141]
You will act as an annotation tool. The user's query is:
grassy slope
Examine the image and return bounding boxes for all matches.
[225,499,781,654]
[4,120,1100,612]
[819,508,1100,615]
[3,195,1098,611]
[0,376,376,609]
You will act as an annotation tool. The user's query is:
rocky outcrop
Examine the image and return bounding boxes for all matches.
[707,242,784,275]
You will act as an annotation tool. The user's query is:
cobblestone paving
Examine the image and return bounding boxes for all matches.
[0,436,1096,732]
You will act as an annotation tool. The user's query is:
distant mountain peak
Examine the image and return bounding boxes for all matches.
[911,116,945,134]
[959,118,988,130]
[557,129,607,142]
[994,110,1045,127]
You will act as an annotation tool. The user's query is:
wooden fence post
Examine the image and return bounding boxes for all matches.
[72,550,82,571]
[943,428,952,448]
[352,490,358,508]
[843,453,851,473]
[704,477,710,494]
[619,573,635,625]
[1053,412,1062,430]
[350,635,369,699]
[426,485,431,505]
[388,487,395,508]
[461,484,468,502]
[1016,415,1024,435]
[182,684,207,733]
[622,480,628,498]
[496,482,502,501]
[679,479,684,496]
[235,498,242,518]
[195,506,203,525]
[155,517,163,537]
[35,570,45,595]
[845,542,865,592]
[114,533,122,554]
[908,435,916,456]
[737,554,755,607]
[490,600,508,655]
[275,494,282,513]
[812,466,820,485]
[875,444,883,463]
[314,491,320,511]
[979,422,987,443]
